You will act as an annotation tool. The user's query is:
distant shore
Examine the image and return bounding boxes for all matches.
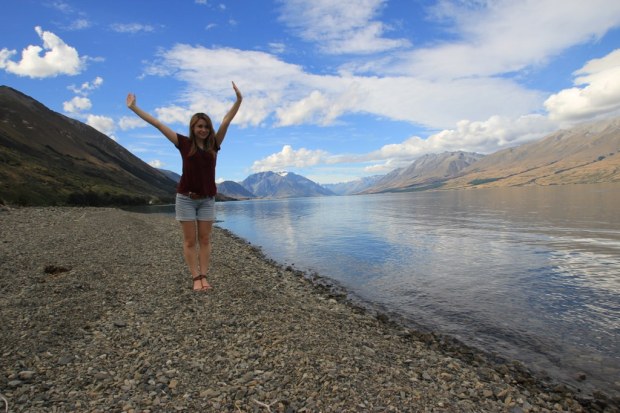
[0,207,615,412]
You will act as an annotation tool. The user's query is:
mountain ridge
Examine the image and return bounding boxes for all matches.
[240,171,335,198]
[0,85,177,205]
[443,116,620,189]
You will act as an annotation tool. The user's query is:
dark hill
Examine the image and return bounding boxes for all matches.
[0,86,177,206]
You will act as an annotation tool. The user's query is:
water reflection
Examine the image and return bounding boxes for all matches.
[216,184,620,396]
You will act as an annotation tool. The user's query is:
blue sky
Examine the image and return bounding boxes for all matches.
[2,0,620,184]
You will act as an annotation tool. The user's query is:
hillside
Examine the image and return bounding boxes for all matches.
[323,175,383,195]
[0,86,177,206]
[444,116,620,189]
[217,180,255,199]
[364,151,483,193]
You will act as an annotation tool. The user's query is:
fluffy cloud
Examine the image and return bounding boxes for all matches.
[118,116,147,130]
[67,19,91,30]
[63,96,92,114]
[251,145,330,172]
[252,114,557,174]
[110,23,155,33]
[68,76,103,95]
[0,26,84,78]
[87,114,116,138]
[277,0,410,54]
[545,49,620,122]
[146,44,542,130]
[373,114,557,160]
[149,160,164,168]
[374,1,620,79]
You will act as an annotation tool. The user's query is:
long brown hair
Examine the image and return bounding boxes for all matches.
[188,112,216,156]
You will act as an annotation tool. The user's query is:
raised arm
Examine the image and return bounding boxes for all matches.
[126,93,178,146]
[214,82,243,147]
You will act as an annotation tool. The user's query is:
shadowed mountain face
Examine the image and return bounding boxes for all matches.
[217,180,256,199]
[0,86,177,205]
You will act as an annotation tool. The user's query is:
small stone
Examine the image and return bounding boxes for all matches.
[8,380,23,387]
[200,389,220,398]
[18,371,35,380]
[58,355,73,365]
[94,372,110,381]
[114,321,127,328]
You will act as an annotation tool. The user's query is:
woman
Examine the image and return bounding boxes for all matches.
[126,82,242,291]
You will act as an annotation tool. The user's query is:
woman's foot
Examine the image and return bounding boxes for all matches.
[192,275,212,291]
[200,275,212,291]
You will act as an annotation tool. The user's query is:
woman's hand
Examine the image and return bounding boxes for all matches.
[232,82,242,101]
[126,93,136,109]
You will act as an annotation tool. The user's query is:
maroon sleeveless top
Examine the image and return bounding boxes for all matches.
[175,134,220,197]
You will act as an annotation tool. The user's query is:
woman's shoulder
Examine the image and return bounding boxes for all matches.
[175,133,190,147]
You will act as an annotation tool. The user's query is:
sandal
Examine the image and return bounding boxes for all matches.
[192,275,212,291]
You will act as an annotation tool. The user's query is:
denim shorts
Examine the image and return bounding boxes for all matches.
[175,193,216,221]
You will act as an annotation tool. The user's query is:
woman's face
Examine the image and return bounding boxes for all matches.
[193,119,210,140]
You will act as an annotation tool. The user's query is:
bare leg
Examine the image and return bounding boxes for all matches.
[197,220,213,289]
[180,221,202,290]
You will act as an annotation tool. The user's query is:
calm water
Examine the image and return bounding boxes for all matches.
[212,184,620,397]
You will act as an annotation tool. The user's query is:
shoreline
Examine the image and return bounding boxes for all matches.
[1,207,617,412]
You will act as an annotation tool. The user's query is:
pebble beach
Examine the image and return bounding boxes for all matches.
[0,207,616,412]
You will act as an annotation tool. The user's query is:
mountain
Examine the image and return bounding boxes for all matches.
[241,171,335,198]
[323,175,384,195]
[363,151,484,193]
[158,168,181,182]
[443,116,620,189]
[0,86,177,206]
[217,180,256,199]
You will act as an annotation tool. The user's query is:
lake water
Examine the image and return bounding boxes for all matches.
[139,184,620,397]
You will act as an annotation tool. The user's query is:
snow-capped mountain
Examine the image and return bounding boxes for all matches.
[241,171,335,198]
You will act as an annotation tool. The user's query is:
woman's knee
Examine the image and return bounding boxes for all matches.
[198,233,212,247]
[183,237,197,249]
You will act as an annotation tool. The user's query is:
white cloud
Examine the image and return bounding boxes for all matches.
[119,116,147,130]
[251,145,330,172]
[252,114,558,174]
[87,114,116,138]
[67,19,91,30]
[49,1,72,13]
[277,0,410,54]
[63,96,92,114]
[146,44,543,130]
[545,49,620,122]
[373,114,557,160]
[110,23,155,33]
[275,90,331,126]
[149,160,164,168]
[68,76,103,95]
[155,105,194,125]
[377,0,620,80]
[269,42,286,54]
[0,26,84,78]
